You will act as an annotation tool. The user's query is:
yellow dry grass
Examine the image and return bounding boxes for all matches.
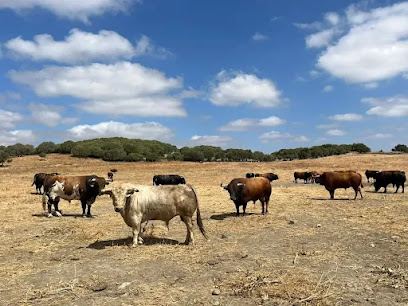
[1,153,408,305]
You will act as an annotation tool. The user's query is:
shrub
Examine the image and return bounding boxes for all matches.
[0,150,9,166]
[127,153,144,161]
[392,144,408,153]
[36,142,57,154]
[102,148,127,161]
[71,145,92,158]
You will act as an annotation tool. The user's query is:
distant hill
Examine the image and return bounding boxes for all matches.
[0,138,372,162]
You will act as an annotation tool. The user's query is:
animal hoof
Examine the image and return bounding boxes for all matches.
[82,214,87,218]
[87,214,93,218]
[55,211,62,217]
[47,213,53,218]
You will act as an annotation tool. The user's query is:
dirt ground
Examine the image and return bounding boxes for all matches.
[1,153,408,305]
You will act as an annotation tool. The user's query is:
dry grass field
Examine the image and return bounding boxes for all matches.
[1,153,408,305]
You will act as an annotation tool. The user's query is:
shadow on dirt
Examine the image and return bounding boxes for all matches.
[210,212,255,220]
[365,190,403,194]
[310,197,359,201]
[88,236,179,249]
[31,213,97,218]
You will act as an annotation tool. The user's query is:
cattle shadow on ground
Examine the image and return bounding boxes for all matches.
[30,192,42,195]
[31,213,96,218]
[88,236,179,249]
[364,190,403,194]
[210,212,255,220]
[309,197,359,201]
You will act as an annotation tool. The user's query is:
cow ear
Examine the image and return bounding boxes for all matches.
[126,188,139,195]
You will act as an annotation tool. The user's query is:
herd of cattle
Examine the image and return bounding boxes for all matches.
[31,168,406,246]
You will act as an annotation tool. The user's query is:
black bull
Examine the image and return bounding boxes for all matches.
[373,171,406,193]
[153,175,186,185]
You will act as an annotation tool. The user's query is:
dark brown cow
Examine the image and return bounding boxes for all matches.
[32,172,59,194]
[107,171,114,181]
[42,175,107,218]
[315,171,363,200]
[221,177,271,216]
[294,171,312,183]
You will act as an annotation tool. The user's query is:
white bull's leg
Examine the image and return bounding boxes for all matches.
[131,215,142,247]
[182,216,195,245]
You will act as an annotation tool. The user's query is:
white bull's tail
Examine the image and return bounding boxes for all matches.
[190,185,208,240]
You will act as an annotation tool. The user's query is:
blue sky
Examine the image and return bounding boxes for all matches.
[0,0,407,152]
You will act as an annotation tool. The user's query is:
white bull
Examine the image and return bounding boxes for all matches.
[101,183,208,247]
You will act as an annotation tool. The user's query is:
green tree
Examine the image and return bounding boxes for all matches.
[58,141,76,154]
[39,152,46,159]
[71,145,92,158]
[102,148,127,161]
[128,153,144,161]
[351,143,371,153]
[0,150,9,166]
[36,142,57,154]
[392,144,408,153]
[145,152,159,162]
[182,148,205,162]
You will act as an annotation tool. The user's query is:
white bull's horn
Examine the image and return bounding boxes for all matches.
[100,189,113,195]
[237,183,243,186]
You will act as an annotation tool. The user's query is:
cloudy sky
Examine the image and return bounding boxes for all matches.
[0,0,407,152]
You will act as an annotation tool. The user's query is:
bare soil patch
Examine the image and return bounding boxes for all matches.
[1,153,408,305]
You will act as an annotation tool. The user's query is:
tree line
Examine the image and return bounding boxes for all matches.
[0,137,384,164]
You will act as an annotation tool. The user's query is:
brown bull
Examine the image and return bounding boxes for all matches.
[315,171,363,200]
[294,171,312,183]
[221,177,271,216]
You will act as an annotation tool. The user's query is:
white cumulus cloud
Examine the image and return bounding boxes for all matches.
[0,0,141,23]
[209,71,283,107]
[323,85,334,92]
[326,129,345,136]
[68,121,174,141]
[306,2,408,84]
[0,109,23,129]
[329,113,363,121]
[316,123,338,129]
[363,96,408,117]
[219,116,286,132]
[259,131,309,143]
[29,103,78,127]
[0,130,35,145]
[5,30,169,64]
[252,32,268,41]
[9,62,187,117]
[371,133,392,139]
[189,135,233,148]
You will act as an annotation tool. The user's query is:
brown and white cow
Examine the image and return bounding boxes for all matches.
[42,175,107,218]
[101,183,208,247]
